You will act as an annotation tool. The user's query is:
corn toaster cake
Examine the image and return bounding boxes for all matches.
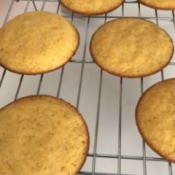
[0,95,89,175]
[136,79,175,162]
[139,0,175,10]
[0,11,79,74]
[90,18,174,78]
[59,0,124,15]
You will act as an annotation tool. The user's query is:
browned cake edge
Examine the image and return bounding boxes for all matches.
[138,0,175,10]
[0,95,90,174]
[90,17,174,78]
[59,0,124,15]
[135,78,175,163]
[0,26,80,75]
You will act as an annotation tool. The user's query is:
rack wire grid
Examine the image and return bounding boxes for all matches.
[0,0,175,175]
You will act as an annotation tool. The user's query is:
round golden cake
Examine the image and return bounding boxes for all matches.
[139,0,175,10]
[90,18,174,78]
[0,95,89,175]
[136,79,175,162]
[59,0,124,15]
[0,11,79,74]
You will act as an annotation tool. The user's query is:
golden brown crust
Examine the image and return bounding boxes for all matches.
[74,115,89,175]
[136,79,175,162]
[136,111,175,163]
[59,0,124,15]
[90,17,174,78]
[0,11,79,75]
[90,46,173,78]
[0,30,80,75]
[139,0,175,10]
[0,95,89,175]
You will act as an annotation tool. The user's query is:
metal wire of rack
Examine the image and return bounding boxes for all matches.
[0,0,175,175]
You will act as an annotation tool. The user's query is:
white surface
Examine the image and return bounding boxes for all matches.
[0,0,175,174]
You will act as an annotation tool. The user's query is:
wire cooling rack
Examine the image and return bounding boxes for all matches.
[0,0,175,175]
